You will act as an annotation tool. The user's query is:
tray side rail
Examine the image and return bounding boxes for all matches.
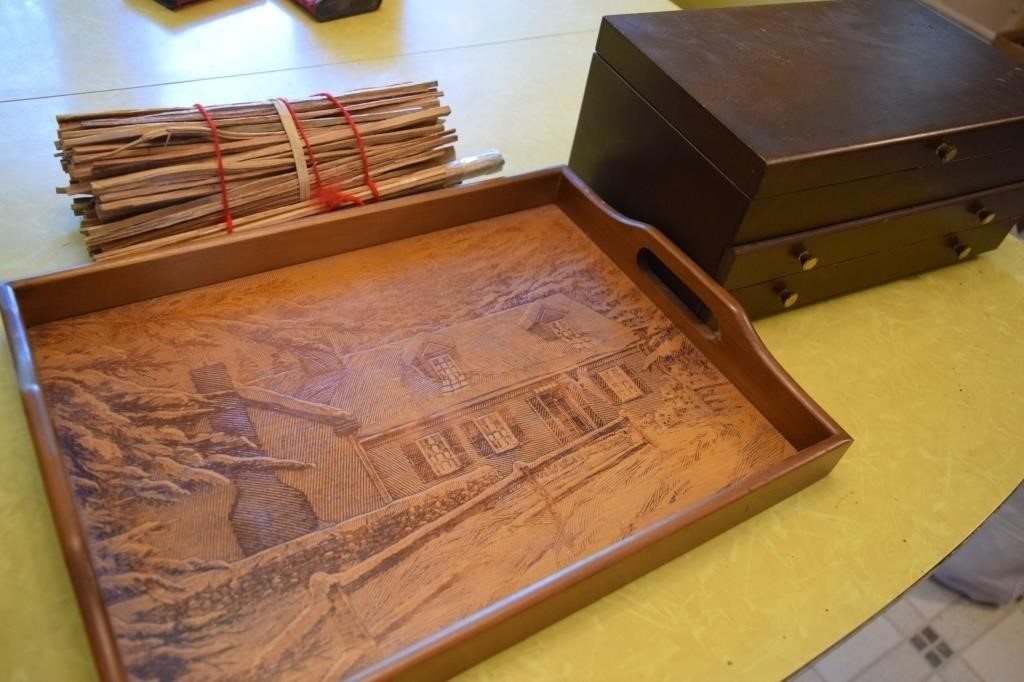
[1,166,851,682]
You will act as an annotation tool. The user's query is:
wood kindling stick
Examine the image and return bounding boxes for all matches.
[92,131,459,217]
[54,82,504,260]
[91,151,505,261]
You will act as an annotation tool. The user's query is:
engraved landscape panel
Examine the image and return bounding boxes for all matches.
[30,205,796,680]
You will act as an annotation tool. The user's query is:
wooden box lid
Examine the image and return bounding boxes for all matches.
[597,0,1024,199]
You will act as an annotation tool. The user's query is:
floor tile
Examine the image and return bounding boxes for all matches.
[930,600,1007,650]
[853,641,933,682]
[907,578,959,620]
[814,615,903,682]
[937,657,983,682]
[886,598,928,637]
[961,609,1024,682]
[790,666,826,682]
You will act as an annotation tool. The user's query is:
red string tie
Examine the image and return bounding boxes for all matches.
[279,97,365,211]
[193,103,234,234]
[314,91,381,203]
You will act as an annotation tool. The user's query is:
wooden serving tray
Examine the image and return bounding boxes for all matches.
[2,167,850,681]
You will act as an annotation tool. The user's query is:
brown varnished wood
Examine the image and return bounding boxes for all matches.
[738,152,1024,242]
[2,167,849,681]
[569,1,1024,319]
[365,432,847,682]
[598,0,1024,198]
[732,219,1014,318]
[555,172,839,451]
[0,285,125,682]
[568,54,746,309]
[15,168,558,327]
[723,181,1024,288]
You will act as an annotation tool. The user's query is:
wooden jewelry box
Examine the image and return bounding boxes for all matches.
[3,168,849,680]
[569,0,1024,318]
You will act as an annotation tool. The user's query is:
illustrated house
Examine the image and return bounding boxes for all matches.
[246,294,666,518]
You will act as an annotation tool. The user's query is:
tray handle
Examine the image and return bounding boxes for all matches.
[631,227,748,344]
[555,169,753,348]
[556,167,847,449]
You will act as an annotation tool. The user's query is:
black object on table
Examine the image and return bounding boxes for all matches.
[154,0,382,22]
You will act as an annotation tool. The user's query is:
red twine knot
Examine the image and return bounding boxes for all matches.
[314,91,381,203]
[279,97,367,212]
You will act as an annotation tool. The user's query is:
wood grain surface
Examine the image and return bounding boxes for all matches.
[4,168,848,680]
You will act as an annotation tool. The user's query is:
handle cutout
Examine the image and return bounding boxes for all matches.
[636,248,719,340]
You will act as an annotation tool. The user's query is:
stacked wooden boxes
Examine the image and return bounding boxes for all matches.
[569,0,1024,318]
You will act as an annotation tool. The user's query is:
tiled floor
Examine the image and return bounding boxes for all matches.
[790,577,1023,682]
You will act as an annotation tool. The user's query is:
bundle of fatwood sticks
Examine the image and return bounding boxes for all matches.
[55,82,504,260]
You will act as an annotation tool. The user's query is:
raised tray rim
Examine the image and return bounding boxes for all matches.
[1,166,851,681]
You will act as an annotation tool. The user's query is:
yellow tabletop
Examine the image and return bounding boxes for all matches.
[1,1,1021,680]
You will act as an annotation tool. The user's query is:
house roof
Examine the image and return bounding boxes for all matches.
[253,294,638,436]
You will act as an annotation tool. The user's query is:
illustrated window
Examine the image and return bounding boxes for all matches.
[428,352,468,392]
[598,365,645,403]
[530,388,596,443]
[550,319,591,351]
[415,433,462,477]
[474,412,519,453]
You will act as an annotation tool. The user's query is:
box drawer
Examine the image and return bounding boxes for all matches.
[723,182,1024,289]
[739,150,1024,242]
[755,119,1024,199]
[731,220,1013,318]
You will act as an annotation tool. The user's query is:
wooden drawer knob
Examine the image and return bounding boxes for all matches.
[976,208,996,225]
[954,243,973,260]
[935,142,958,163]
[779,288,799,308]
[798,250,819,271]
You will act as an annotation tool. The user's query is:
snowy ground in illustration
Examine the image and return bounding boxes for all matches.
[31,205,795,680]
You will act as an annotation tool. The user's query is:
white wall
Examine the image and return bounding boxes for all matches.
[922,0,1024,39]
